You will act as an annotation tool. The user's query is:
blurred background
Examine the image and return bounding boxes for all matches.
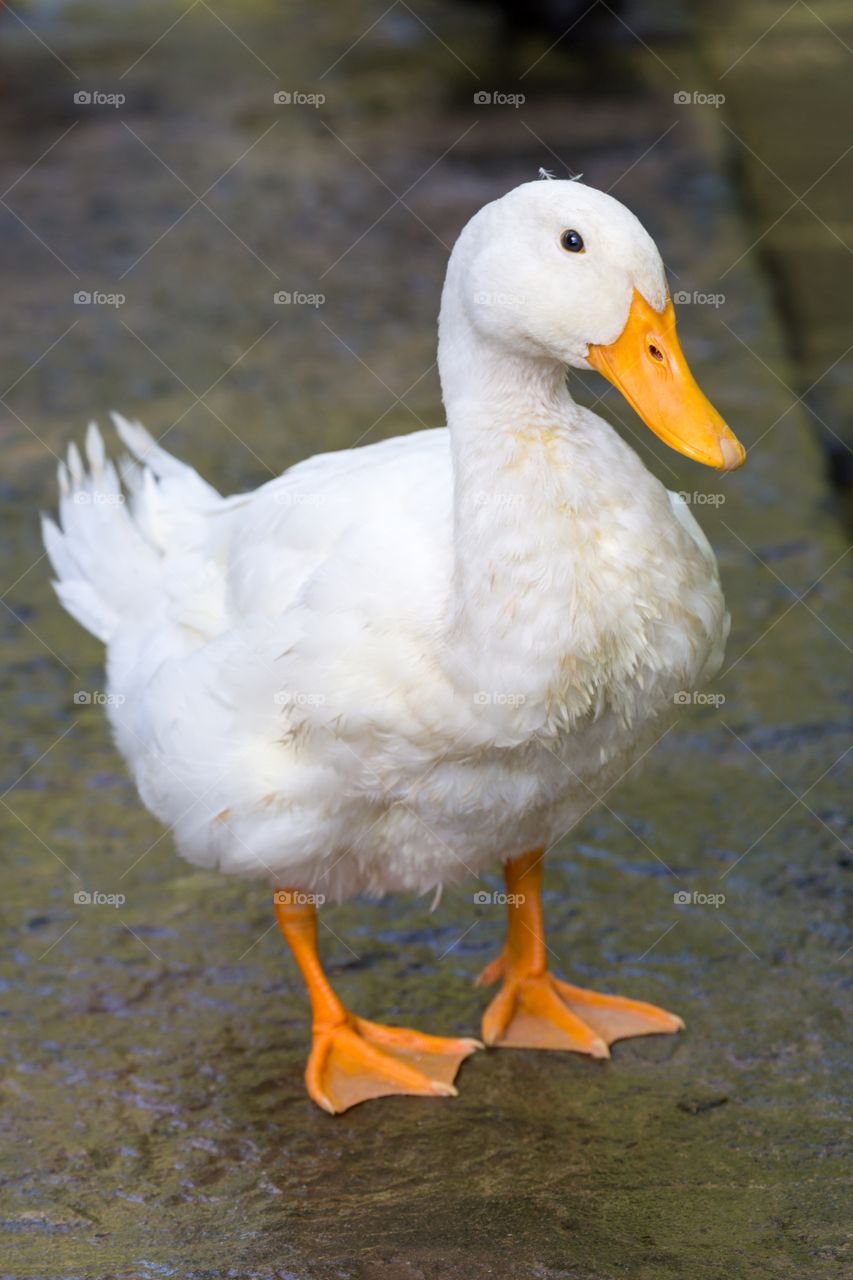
[0,3,850,1278]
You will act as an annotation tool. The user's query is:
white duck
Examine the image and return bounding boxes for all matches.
[44,179,745,1114]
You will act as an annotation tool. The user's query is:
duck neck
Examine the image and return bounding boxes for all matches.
[438,297,593,688]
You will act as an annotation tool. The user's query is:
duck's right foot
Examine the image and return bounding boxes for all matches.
[307,1014,482,1114]
[273,888,480,1113]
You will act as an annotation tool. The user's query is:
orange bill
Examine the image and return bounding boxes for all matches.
[587,289,746,471]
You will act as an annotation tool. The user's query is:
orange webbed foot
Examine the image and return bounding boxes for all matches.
[475,851,684,1057]
[307,1015,482,1114]
[274,891,481,1114]
[551,977,684,1046]
[479,961,683,1056]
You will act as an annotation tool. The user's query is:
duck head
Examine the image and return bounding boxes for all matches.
[446,179,745,472]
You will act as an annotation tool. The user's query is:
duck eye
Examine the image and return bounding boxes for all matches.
[560,229,584,253]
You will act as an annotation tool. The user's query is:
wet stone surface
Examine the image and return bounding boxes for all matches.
[698,0,853,520]
[0,2,849,1278]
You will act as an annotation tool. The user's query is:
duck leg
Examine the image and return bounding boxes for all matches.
[274,891,481,1113]
[476,850,684,1055]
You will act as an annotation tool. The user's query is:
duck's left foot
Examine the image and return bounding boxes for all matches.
[478,954,684,1055]
[476,849,685,1055]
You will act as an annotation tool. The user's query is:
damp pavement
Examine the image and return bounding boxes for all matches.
[0,3,849,1278]
[696,0,853,514]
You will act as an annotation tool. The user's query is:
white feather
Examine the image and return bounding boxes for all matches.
[44,180,731,903]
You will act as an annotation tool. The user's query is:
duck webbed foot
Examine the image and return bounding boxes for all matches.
[476,851,684,1054]
[479,959,683,1054]
[274,891,480,1113]
[307,1014,481,1114]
